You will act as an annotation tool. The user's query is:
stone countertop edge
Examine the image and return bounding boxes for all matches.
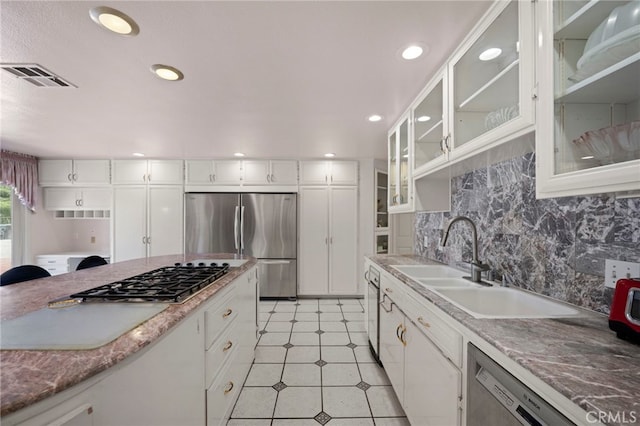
[0,254,256,417]
[368,254,640,426]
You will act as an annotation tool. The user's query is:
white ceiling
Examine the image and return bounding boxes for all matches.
[0,1,491,161]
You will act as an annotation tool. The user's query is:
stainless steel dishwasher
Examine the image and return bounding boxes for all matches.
[366,264,381,364]
[467,343,575,426]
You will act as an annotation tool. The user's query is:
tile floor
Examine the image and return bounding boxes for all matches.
[227,298,409,426]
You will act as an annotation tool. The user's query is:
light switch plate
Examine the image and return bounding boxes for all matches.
[424,235,429,247]
[604,259,640,288]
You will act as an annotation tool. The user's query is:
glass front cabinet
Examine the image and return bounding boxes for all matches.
[536,0,640,197]
[388,115,413,213]
[409,0,535,180]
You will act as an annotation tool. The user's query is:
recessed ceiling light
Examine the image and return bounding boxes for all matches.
[89,6,139,36]
[132,152,145,157]
[368,115,382,122]
[479,48,502,61]
[402,45,423,60]
[150,64,184,81]
[234,152,245,157]
[324,153,336,158]
[416,115,431,122]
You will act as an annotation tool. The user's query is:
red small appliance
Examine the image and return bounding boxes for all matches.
[609,278,640,344]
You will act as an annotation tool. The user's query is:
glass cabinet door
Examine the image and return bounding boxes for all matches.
[552,0,640,175]
[398,118,410,206]
[413,76,446,171]
[452,0,520,147]
[388,130,398,209]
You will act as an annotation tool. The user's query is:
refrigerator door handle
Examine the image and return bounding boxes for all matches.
[240,205,245,250]
[260,260,292,265]
[234,206,240,250]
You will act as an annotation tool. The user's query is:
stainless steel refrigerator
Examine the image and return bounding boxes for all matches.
[185,193,297,299]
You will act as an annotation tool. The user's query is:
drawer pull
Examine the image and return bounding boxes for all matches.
[223,341,233,352]
[223,381,234,394]
[222,308,233,318]
[417,316,430,328]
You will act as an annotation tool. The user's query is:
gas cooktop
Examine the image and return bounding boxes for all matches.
[69,262,230,303]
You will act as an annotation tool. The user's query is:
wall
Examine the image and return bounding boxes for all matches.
[414,153,640,315]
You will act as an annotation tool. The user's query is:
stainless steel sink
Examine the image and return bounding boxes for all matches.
[417,277,482,289]
[433,287,581,319]
[391,264,466,279]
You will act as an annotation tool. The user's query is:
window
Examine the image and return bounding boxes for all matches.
[0,185,12,273]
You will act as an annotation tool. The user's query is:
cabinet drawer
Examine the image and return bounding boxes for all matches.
[381,272,406,308]
[206,358,245,426]
[205,287,238,350]
[402,291,463,368]
[205,321,238,389]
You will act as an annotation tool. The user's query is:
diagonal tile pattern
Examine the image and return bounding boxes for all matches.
[228,298,408,425]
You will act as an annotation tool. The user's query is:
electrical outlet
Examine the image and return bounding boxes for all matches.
[90,236,96,244]
[424,235,429,247]
[604,259,640,288]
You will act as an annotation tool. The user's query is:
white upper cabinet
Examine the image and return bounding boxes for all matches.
[299,161,358,186]
[185,160,243,185]
[536,0,640,197]
[39,159,111,186]
[405,0,535,181]
[112,160,183,185]
[242,160,298,185]
[388,115,413,213]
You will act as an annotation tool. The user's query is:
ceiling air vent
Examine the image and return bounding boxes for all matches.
[0,63,76,88]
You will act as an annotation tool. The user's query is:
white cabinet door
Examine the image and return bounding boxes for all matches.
[270,160,298,184]
[113,186,147,262]
[213,160,243,185]
[329,187,358,294]
[79,188,112,209]
[73,160,111,185]
[379,295,405,404]
[38,160,73,185]
[43,188,80,210]
[329,161,358,185]
[147,186,184,257]
[299,161,329,185]
[404,320,462,426]
[186,160,215,184]
[242,160,270,184]
[112,160,148,184]
[148,160,183,185]
[298,187,329,295]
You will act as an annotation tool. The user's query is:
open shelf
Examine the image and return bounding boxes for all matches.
[556,53,640,103]
[458,59,519,111]
[54,210,111,219]
[555,0,628,39]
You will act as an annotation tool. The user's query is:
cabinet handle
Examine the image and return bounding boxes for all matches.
[417,316,430,328]
[223,382,234,395]
[212,174,216,182]
[385,287,393,293]
[142,174,146,182]
[72,173,78,181]
[329,236,333,244]
[147,174,151,182]
[400,325,407,346]
[267,174,271,183]
[325,175,328,183]
[380,294,393,313]
[440,138,446,154]
[444,134,451,152]
[68,173,73,182]
[325,237,328,245]
[223,341,233,352]
[78,198,83,207]
[396,324,403,341]
[364,271,370,281]
[330,175,333,183]
[270,174,275,182]
[147,236,151,244]
[222,308,233,318]
[142,236,146,244]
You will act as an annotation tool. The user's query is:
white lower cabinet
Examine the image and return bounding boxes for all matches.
[113,186,183,262]
[379,272,463,426]
[298,186,359,296]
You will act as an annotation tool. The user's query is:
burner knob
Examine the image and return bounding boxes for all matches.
[210,262,218,267]
[198,262,205,267]
[222,263,230,267]
[186,262,193,267]
[174,262,182,267]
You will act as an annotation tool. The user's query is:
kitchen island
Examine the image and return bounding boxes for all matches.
[369,254,640,426]
[0,254,257,425]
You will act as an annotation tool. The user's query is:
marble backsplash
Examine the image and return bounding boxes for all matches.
[414,153,640,314]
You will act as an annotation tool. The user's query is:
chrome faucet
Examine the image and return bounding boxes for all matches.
[440,216,490,283]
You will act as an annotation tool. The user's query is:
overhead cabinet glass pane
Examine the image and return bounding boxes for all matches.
[399,118,409,205]
[414,79,444,169]
[552,0,640,175]
[388,130,398,207]
[453,0,520,147]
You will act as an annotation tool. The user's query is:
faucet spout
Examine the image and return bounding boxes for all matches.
[440,216,488,283]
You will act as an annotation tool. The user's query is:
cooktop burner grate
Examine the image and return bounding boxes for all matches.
[70,263,230,303]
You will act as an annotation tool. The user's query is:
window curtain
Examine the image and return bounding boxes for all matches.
[0,150,38,211]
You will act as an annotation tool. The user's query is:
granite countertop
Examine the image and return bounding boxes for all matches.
[369,254,640,426]
[0,254,256,417]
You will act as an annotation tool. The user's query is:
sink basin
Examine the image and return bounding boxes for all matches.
[391,265,466,279]
[417,277,482,289]
[433,287,581,319]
